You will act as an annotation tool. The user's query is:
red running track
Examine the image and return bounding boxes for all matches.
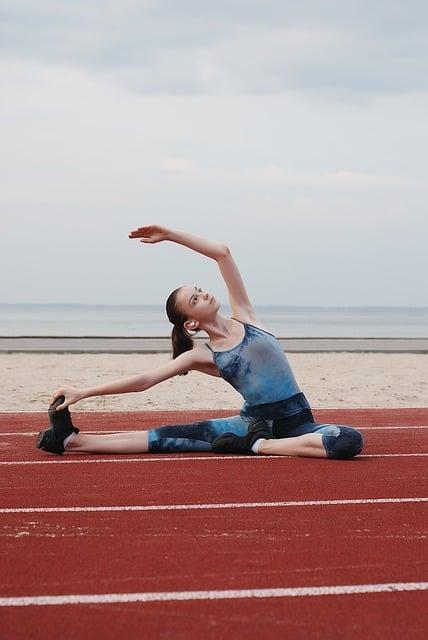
[0,408,427,639]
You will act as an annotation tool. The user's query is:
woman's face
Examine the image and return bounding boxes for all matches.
[179,285,219,327]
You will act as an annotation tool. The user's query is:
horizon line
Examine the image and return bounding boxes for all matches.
[1,303,427,310]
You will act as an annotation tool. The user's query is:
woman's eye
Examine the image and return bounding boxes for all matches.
[192,287,202,303]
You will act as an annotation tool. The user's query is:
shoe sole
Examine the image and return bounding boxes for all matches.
[35,428,64,455]
[36,429,48,450]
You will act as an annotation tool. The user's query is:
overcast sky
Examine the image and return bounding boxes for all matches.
[1,1,427,307]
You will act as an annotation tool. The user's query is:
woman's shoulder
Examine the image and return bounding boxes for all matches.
[190,343,222,377]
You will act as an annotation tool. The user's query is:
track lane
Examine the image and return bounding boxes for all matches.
[1,503,427,596]
[0,455,427,508]
[2,591,427,640]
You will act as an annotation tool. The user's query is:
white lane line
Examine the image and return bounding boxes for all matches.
[1,497,427,514]
[1,582,427,607]
[0,453,427,466]
[363,453,428,457]
[3,425,428,436]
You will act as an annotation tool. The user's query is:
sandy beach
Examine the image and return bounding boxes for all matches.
[1,352,427,412]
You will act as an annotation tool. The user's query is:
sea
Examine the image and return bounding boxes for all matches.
[0,304,427,338]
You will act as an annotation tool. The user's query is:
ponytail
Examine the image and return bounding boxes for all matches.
[171,324,196,376]
[166,287,199,377]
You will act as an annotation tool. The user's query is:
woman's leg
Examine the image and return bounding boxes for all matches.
[64,414,248,454]
[259,432,327,457]
[258,420,364,460]
[65,430,149,454]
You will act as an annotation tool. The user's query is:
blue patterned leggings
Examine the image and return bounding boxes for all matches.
[147,409,364,460]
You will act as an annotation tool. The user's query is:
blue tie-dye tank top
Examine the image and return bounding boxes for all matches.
[205,318,304,416]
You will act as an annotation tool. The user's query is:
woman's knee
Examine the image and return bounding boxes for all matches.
[322,425,364,460]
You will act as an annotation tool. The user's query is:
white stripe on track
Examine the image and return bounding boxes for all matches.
[3,425,428,436]
[362,453,428,457]
[0,452,427,466]
[1,497,427,514]
[1,582,427,607]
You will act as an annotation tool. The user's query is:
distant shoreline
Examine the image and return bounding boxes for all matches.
[1,336,427,353]
[2,305,427,341]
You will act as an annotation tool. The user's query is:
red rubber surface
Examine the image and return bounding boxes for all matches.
[1,408,427,639]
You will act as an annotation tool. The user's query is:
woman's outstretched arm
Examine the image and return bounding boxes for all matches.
[128,225,228,260]
[48,374,151,411]
[49,350,198,411]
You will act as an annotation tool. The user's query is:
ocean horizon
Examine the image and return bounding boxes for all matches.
[1,303,427,338]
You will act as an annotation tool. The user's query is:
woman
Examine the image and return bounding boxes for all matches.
[36,225,364,459]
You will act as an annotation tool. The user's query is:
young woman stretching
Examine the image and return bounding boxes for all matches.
[36,225,364,459]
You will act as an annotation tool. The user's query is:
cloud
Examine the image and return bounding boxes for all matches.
[1,1,427,98]
[162,156,198,173]
[0,4,426,305]
[159,158,425,192]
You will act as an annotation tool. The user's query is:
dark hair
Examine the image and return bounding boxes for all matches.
[166,286,199,376]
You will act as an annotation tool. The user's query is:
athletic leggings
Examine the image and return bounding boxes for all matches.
[147,407,364,460]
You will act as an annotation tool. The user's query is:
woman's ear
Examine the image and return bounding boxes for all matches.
[184,319,199,332]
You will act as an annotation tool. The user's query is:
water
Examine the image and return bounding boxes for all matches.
[0,304,427,338]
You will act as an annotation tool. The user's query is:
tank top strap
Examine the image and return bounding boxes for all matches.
[205,319,245,354]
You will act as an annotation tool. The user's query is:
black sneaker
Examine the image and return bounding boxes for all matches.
[36,396,79,455]
[211,420,274,455]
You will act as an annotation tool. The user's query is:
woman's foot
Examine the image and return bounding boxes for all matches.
[211,420,274,455]
[36,396,79,455]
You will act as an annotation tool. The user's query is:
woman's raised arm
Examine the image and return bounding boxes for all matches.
[128,225,228,260]
[216,251,254,316]
[128,224,255,316]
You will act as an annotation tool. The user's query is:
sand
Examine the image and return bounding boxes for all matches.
[1,352,427,413]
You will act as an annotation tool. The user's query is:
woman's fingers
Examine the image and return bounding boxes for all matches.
[51,391,60,403]
[51,394,70,411]
[128,225,168,244]
[128,225,159,237]
[128,224,169,244]
[51,388,65,404]
[50,385,83,410]
[129,226,151,235]
[129,234,157,243]
[129,233,147,239]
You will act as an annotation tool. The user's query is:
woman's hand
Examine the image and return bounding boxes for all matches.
[128,225,171,244]
[50,386,85,411]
